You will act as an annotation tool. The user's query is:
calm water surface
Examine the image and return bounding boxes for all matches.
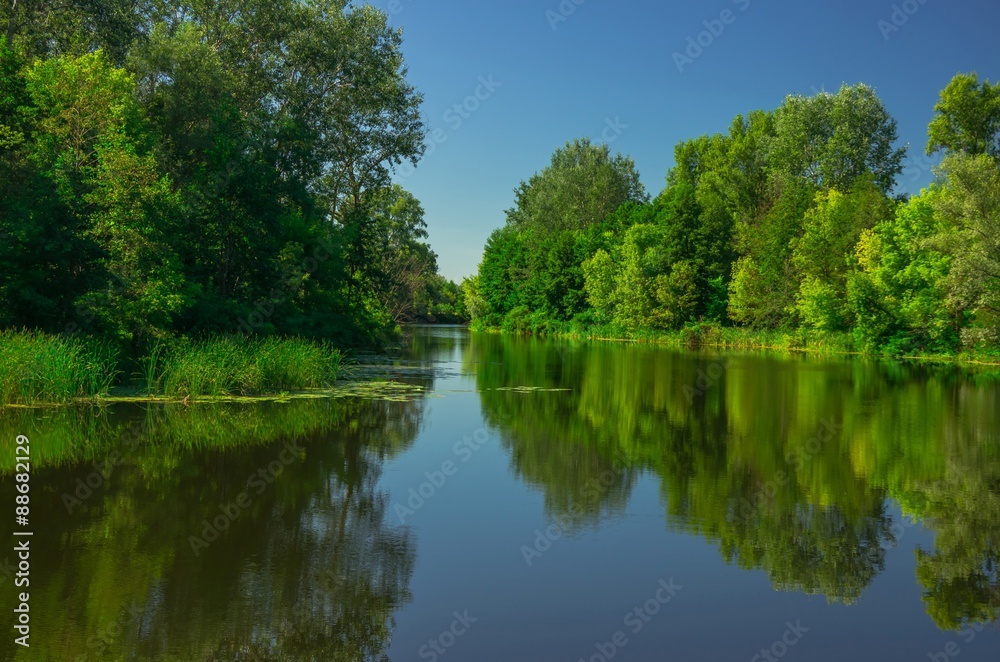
[2,326,999,661]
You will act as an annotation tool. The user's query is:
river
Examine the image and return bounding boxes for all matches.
[2,326,999,660]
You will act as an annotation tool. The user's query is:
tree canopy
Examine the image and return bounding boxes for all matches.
[468,75,1000,359]
[0,1,464,350]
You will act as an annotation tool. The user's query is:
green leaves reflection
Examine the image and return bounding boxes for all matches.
[467,333,1000,629]
[0,396,422,661]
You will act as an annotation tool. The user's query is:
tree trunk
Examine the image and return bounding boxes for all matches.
[6,0,18,45]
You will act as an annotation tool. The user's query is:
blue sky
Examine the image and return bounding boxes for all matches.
[379,0,1000,282]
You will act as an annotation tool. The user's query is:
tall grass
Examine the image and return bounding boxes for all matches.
[0,330,119,404]
[154,336,343,396]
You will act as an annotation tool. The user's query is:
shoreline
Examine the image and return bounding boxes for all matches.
[471,324,1000,369]
[0,380,429,409]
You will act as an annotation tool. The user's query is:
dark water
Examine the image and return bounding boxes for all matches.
[2,326,1000,661]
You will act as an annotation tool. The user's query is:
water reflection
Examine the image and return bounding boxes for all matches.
[0,397,422,661]
[466,333,1000,628]
[1,328,999,661]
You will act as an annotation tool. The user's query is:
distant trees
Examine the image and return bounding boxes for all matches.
[470,76,1000,357]
[474,139,648,330]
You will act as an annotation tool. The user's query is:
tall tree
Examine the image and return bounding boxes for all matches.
[927,73,1000,163]
[931,153,1000,347]
[770,83,905,195]
[506,138,647,233]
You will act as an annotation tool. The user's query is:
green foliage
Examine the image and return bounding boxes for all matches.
[582,249,617,323]
[931,153,1000,348]
[613,223,666,329]
[469,74,1000,361]
[927,72,1000,162]
[0,330,119,403]
[477,225,525,325]
[791,181,894,331]
[414,275,468,323]
[0,3,452,357]
[507,138,647,233]
[770,83,905,194]
[728,176,815,328]
[353,184,440,323]
[473,138,650,331]
[461,276,487,322]
[465,331,1000,615]
[157,336,343,397]
[0,393,422,658]
[848,189,956,353]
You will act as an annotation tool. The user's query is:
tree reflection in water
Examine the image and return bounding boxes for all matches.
[466,333,1000,627]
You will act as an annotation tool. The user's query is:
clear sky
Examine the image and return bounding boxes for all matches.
[379,0,1000,282]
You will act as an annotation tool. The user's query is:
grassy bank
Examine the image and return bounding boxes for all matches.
[147,336,343,397]
[0,332,345,404]
[472,320,1000,367]
[0,330,119,404]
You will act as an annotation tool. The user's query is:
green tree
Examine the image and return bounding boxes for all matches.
[582,249,617,324]
[358,184,437,323]
[24,50,189,342]
[791,180,894,331]
[0,37,91,331]
[728,176,815,328]
[927,73,1000,162]
[770,83,905,195]
[931,154,1000,348]
[847,188,956,353]
[506,138,647,234]
[2,0,156,63]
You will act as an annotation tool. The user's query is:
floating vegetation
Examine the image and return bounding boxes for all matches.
[0,379,432,410]
[327,381,428,402]
[490,386,572,393]
[93,380,429,405]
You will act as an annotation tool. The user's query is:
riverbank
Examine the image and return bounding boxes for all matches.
[471,321,1000,368]
[0,331,345,405]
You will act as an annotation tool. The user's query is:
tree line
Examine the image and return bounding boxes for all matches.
[0,0,464,355]
[466,76,1000,357]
